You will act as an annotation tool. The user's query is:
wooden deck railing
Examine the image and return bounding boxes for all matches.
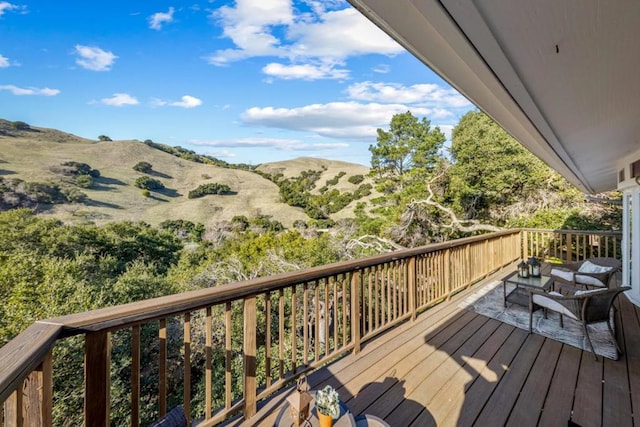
[0,228,621,426]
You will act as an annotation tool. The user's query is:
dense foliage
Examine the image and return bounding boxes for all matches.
[188,182,232,198]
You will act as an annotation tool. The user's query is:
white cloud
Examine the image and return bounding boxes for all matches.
[0,2,26,16]
[346,81,471,108]
[74,45,117,71]
[100,93,138,106]
[372,64,390,74]
[0,85,59,96]
[262,62,348,80]
[240,101,448,139]
[149,7,175,30]
[206,2,403,80]
[0,54,9,67]
[170,95,202,108]
[190,136,348,152]
[152,95,203,108]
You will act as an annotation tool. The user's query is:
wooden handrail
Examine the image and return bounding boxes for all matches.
[0,228,622,425]
[0,323,61,403]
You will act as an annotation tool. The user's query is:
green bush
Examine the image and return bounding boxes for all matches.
[133,162,153,174]
[135,176,165,191]
[142,189,150,198]
[75,175,94,188]
[188,183,231,199]
[11,121,30,130]
[348,174,365,185]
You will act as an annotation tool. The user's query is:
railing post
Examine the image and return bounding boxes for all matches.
[521,229,527,260]
[21,352,53,426]
[566,232,573,263]
[243,296,257,419]
[85,330,111,427]
[351,271,361,354]
[4,387,21,427]
[408,257,417,321]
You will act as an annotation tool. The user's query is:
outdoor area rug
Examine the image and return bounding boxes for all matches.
[458,281,619,360]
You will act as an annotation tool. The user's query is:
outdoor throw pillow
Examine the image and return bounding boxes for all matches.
[578,260,613,274]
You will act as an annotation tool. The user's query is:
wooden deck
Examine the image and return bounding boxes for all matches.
[234,274,640,427]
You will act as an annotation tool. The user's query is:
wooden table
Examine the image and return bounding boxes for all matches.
[502,271,553,308]
[274,390,356,427]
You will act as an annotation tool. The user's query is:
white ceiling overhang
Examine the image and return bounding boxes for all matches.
[348,0,640,193]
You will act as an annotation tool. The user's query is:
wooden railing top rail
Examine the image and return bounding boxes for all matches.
[0,322,61,403]
[523,228,622,236]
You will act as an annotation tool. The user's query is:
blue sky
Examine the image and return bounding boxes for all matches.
[0,0,474,166]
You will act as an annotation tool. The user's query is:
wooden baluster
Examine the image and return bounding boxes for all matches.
[408,256,416,321]
[184,313,191,426]
[13,352,53,427]
[302,285,308,366]
[279,289,285,375]
[324,280,330,356]
[332,276,338,351]
[374,267,379,330]
[351,271,361,354]
[314,285,319,361]
[291,288,297,373]
[205,307,212,419]
[265,293,272,388]
[85,330,110,427]
[367,269,373,334]
[225,302,232,409]
[131,325,140,427]
[342,277,347,346]
[243,296,257,419]
[159,319,167,417]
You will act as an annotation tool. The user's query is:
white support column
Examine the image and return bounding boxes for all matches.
[625,187,640,307]
[622,192,630,287]
[632,187,640,301]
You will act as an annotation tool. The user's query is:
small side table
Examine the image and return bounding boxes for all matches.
[502,271,553,308]
[274,390,356,427]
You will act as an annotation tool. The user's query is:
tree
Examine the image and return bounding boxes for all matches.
[448,111,577,223]
[369,111,445,194]
[98,135,112,141]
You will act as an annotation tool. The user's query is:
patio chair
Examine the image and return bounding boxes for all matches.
[528,285,630,360]
[550,257,621,289]
[355,414,391,427]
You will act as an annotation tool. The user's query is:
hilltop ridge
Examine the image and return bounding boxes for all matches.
[0,120,376,229]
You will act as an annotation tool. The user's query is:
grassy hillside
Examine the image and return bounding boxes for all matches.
[0,120,376,228]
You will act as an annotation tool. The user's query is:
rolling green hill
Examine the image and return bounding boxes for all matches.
[0,120,377,229]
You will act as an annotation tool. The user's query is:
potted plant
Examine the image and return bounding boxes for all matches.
[315,385,340,427]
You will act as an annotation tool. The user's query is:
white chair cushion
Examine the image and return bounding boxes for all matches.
[532,294,578,320]
[574,288,607,296]
[575,274,606,288]
[578,260,613,274]
[551,268,574,282]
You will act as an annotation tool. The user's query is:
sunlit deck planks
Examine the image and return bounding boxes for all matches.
[236,275,640,427]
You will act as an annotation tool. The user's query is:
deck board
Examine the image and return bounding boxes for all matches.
[235,273,639,427]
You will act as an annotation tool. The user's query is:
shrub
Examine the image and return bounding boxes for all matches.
[133,162,153,174]
[61,187,87,203]
[98,135,112,141]
[188,183,231,199]
[11,121,30,130]
[142,189,150,198]
[75,175,94,188]
[135,176,164,191]
[348,174,365,185]
[60,161,100,178]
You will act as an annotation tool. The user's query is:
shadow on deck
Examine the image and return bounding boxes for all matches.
[235,272,639,427]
